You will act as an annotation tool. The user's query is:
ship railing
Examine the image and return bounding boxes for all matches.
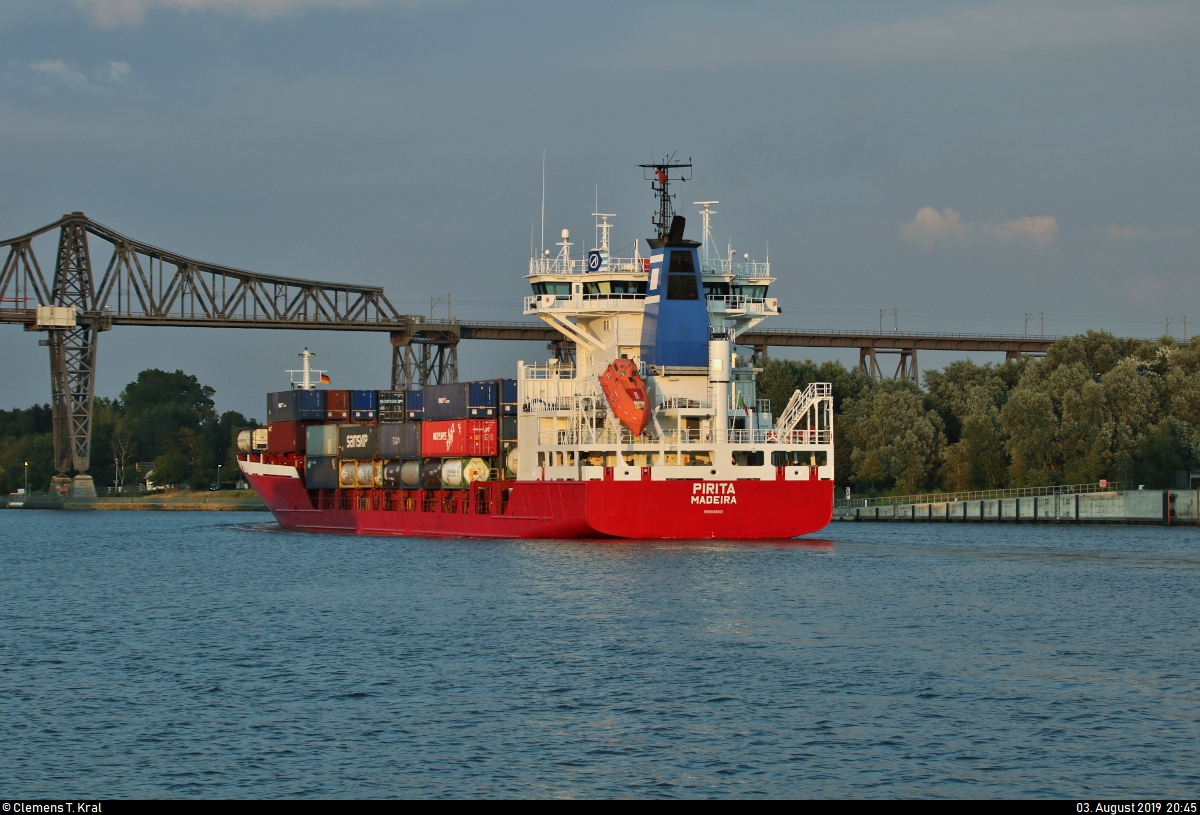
[525,398,576,413]
[699,259,772,278]
[717,429,832,445]
[581,293,646,301]
[528,256,650,276]
[540,429,660,446]
[836,481,1135,508]
[526,294,647,313]
[522,363,576,380]
[705,295,777,313]
[659,397,711,410]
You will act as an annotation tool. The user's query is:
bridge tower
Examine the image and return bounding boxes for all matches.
[46,215,108,496]
[390,321,460,389]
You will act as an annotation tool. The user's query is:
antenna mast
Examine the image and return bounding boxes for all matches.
[694,201,719,267]
[638,154,692,239]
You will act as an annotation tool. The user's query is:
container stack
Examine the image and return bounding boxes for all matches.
[251,380,510,492]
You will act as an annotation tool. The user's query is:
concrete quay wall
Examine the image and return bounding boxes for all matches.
[834,490,1197,525]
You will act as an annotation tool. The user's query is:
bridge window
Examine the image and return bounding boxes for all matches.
[703,282,731,298]
[733,285,767,299]
[531,282,571,298]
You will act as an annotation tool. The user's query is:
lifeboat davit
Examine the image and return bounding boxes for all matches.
[598,358,651,437]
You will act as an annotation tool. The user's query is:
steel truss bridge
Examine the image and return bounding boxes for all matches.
[2,213,1060,482]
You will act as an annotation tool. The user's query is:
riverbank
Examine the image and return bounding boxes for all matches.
[2,489,268,511]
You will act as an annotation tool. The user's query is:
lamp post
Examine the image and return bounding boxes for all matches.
[216,464,222,491]
[24,461,29,496]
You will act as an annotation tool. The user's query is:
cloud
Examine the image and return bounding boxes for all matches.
[993,215,1058,245]
[104,61,132,83]
[25,58,133,90]
[76,0,434,27]
[29,58,89,86]
[902,206,1058,248]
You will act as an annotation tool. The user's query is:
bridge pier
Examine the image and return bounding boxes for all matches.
[390,322,460,389]
[859,346,917,382]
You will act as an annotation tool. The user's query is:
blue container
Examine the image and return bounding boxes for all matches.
[351,389,377,420]
[405,390,423,421]
[470,382,498,408]
[296,389,325,420]
[423,382,497,420]
[498,378,517,404]
[350,390,377,410]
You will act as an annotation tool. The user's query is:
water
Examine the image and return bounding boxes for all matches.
[1,513,1197,798]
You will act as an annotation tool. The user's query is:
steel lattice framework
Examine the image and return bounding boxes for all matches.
[0,213,468,477]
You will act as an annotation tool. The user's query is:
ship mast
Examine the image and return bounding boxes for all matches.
[638,155,692,240]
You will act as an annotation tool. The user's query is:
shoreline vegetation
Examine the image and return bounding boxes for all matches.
[3,330,1196,505]
[753,330,1196,496]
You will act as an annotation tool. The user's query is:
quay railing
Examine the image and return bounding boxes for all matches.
[528,255,771,278]
[836,481,1134,508]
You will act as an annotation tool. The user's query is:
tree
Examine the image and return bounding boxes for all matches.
[150,454,187,488]
[111,428,136,491]
[844,382,944,494]
[941,389,1008,490]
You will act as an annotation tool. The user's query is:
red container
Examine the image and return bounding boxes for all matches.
[421,419,497,457]
[267,420,307,453]
[325,389,350,421]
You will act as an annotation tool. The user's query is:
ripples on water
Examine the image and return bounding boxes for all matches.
[1,512,1197,798]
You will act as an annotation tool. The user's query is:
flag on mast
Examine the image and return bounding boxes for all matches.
[320,373,331,384]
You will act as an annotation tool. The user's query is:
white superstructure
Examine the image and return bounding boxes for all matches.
[514,200,835,486]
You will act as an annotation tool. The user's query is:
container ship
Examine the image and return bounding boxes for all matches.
[238,162,834,539]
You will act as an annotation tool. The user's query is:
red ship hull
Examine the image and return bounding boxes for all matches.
[241,458,833,540]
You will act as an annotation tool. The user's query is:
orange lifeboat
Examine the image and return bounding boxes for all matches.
[598,358,651,437]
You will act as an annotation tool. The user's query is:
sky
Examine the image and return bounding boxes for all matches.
[2,0,1198,419]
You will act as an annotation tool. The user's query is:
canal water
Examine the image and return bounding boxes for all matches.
[1,512,1197,798]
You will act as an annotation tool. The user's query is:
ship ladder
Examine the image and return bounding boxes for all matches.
[774,382,833,436]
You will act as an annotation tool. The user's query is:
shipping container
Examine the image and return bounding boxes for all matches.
[420,459,442,489]
[500,416,517,444]
[251,428,269,451]
[404,389,423,421]
[421,419,498,457]
[267,420,307,453]
[440,458,466,489]
[237,429,253,452]
[378,390,405,421]
[377,422,421,459]
[267,390,325,422]
[305,455,339,489]
[399,460,421,488]
[351,390,377,420]
[422,382,497,420]
[381,460,421,489]
[338,424,377,458]
[325,389,351,421]
[501,402,517,416]
[498,378,518,404]
[306,424,338,456]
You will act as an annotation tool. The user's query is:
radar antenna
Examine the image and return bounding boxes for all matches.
[638,154,692,239]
